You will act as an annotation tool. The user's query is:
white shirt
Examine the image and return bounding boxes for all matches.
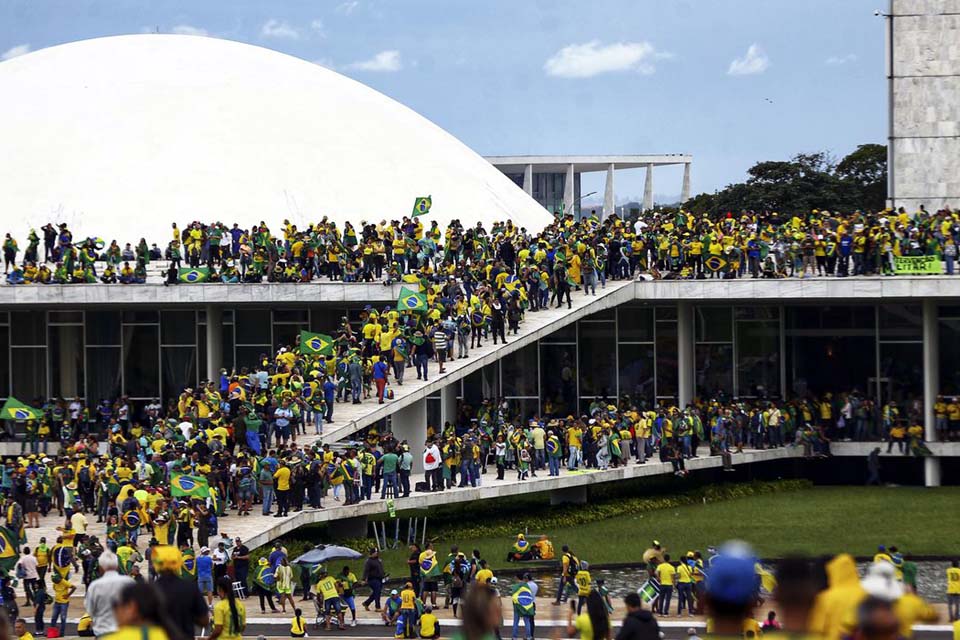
[423,445,441,471]
[212,548,229,566]
[84,570,135,637]
[16,554,38,580]
[69,402,81,420]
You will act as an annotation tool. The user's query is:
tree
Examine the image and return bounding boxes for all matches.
[835,144,887,211]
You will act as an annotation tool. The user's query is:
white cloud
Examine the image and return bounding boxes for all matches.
[825,53,857,66]
[310,19,326,38]
[261,19,300,39]
[345,50,402,72]
[171,25,208,36]
[1,44,30,61]
[728,44,770,75]
[336,1,360,15]
[543,40,669,78]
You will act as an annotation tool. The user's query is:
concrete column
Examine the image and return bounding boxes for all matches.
[643,163,654,211]
[392,398,427,474]
[603,163,615,220]
[677,301,694,408]
[522,164,533,197]
[681,162,691,204]
[440,383,458,430]
[922,299,941,487]
[206,305,223,383]
[563,163,575,215]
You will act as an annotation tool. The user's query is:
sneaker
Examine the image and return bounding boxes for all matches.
[351,620,357,627]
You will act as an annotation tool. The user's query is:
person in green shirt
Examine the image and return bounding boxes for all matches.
[379,450,399,499]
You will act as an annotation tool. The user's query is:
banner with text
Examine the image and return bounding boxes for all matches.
[893,255,941,275]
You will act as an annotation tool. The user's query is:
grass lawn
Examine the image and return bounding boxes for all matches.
[373,486,959,576]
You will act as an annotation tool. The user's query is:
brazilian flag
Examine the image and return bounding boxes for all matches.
[300,330,334,356]
[503,274,520,292]
[254,562,276,592]
[704,255,727,272]
[170,472,210,499]
[398,286,427,313]
[0,526,19,572]
[411,195,432,218]
[52,544,73,579]
[0,398,40,421]
[181,548,197,580]
[178,267,211,283]
[121,510,141,529]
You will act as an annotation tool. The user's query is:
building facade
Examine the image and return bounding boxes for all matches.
[888,0,960,210]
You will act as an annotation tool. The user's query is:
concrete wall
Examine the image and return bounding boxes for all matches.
[890,0,960,210]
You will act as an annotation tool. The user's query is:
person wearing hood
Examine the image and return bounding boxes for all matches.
[809,553,866,640]
[614,592,659,640]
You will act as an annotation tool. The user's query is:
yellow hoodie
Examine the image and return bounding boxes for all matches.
[809,554,865,640]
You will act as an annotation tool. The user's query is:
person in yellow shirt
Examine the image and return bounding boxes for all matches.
[419,605,440,639]
[894,585,938,638]
[676,556,694,617]
[655,555,676,617]
[574,561,592,614]
[316,568,346,631]
[14,618,34,640]
[290,608,307,637]
[210,577,247,640]
[273,461,291,517]
[50,573,76,637]
[948,560,960,622]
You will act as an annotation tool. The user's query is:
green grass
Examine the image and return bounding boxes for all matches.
[372,486,960,574]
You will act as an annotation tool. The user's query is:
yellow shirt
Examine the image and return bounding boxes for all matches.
[213,598,246,640]
[573,613,594,640]
[102,626,169,640]
[400,588,416,609]
[18,633,35,640]
[54,579,73,603]
[274,467,291,491]
[656,562,676,586]
[475,568,494,584]
[677,562,693,583]
[290,614,307,636]
[893,593,937,638]
[420,613,438,637]
[316,576,339,601]
[948,567,960,595]
[575,570,591,596]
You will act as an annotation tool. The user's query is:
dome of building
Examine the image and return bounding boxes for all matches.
[0,34,551,246]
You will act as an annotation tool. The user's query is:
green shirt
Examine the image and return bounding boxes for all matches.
[381,453,399,474]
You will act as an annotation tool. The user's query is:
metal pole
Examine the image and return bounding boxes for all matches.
[371,520,381,550]
[394,517,400,547]
[421,517,427,547]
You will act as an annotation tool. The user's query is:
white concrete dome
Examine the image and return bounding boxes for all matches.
[0,34,551,245]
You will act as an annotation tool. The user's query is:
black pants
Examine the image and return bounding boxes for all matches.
[276,489,289,516]
[399,470,411,497]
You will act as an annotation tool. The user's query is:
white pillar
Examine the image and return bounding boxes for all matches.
[681,162,691,204]
[603,163,615,220]
[677,301,694,408]
[392,398,427,474]
[206,305,223,383]
[522,164,533,197]
[643,163,654,211]
[440,383,458,430]
[922,299,941,487]
[563,163,575,215]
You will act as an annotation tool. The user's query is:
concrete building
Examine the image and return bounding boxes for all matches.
[486,155,692,219]
[887,0,960,210]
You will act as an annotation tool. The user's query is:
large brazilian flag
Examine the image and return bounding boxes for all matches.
[0,526,19,572]
[178,267,211,283]
[398,286,427,313]
[170,472,210,499]
[0,398,40,421]
[300,330,334,356]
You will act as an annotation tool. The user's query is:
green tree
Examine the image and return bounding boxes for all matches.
[835,144,887,211]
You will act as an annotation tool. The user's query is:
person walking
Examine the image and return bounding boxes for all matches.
[83,550,134,638]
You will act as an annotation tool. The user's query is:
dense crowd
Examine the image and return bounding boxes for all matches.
[4,205,960,286]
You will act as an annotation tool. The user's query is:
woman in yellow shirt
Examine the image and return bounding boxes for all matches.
[210,577,247,640]
[104,583,181,640]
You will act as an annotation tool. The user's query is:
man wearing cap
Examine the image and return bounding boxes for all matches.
[703,543,761,636]
[197,546,214,605]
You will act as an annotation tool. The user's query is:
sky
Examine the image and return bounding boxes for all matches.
[0,0,887,205]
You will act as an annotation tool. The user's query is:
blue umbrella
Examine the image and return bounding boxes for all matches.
[293,545,363,565]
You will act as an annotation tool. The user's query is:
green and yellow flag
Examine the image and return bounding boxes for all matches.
[412,196,432,218]
[0,526,20,572]
[170,472,210,499]
[0,398,40,421]
[398,286,427,313]
[178,267,211,283]
[300,330,334,356]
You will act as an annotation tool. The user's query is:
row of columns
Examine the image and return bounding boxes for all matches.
[520,162,693,220]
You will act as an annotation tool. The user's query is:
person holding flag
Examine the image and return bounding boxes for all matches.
[254,557,279,613]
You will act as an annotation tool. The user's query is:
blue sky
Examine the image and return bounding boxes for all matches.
[0,0,887,204]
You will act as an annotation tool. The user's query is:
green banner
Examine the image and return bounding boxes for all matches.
[893,255,941,275]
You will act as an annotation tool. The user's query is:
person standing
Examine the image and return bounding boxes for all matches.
[373,359,390,404]
[361,548,385,612]
[614,593,660,640]
[49,574,75,637]
[273,460,291,517]
[398,444,413,498]
[655,555,676,617]
[83,550,134,638]
[378,449,400,499]
[510,572,535,640]
[153,545,210,639]
[15,548,39,608]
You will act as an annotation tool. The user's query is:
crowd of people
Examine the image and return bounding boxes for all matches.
[0,533,955,640]
[3,205,959,286]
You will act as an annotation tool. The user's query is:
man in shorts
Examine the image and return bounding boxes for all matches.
[315,567,346,631]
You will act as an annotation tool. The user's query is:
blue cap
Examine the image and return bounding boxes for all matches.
[705,552,759,604]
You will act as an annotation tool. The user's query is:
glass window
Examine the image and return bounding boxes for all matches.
[501,343,538,397]
[161,310,197,345]
[463,364,499,407]
[617,307,654,342]
[578,322,616,398]
[48,311,83,324]
[86,311,121,345]
[311,307,344,334]
[0,326,8,397]
[49,325,84,399]
[122,310,159,324]
[86,347,122,403]
[11,311,45,345]
[786,334,876,397]
[879,342,923,404]
[737,321,781,397]
[696,344,733,398]
[199,323,236,375]
[11,348,46,400]
[655,321,678,398]
[940,305,960,319]
[235,310,272,344]
[735,306,779,321]
[427,397,441,432]
[878,304,922,340]
[503,398,541,424]
[618,343,655,403]
[540,343,577,416]
[162,347,197,400]
[0,312,8,325]
[583,309,615,321]
[273,323,307,351]
[123,325,159,398]
[656,307,678,321]
[541,323,576,343]
[273,309,309,323]
[940,319,960,395]
[694,307,732,342]
[235,345,269,371]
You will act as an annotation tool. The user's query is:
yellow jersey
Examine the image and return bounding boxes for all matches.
[656,562,676,586]
[948,567,960,595]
